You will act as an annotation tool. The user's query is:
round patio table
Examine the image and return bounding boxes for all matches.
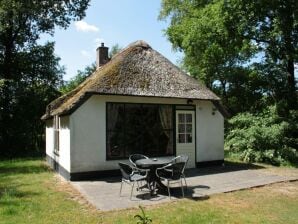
[135,158,172,195]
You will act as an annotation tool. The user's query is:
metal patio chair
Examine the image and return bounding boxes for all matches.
[156,162,185,199]
[118,162,150,199]
[129,154,149,167]
[171,155,189,188]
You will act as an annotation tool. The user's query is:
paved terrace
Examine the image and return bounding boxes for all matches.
[70,162,298,211]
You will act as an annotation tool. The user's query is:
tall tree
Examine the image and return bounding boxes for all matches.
[160,0,297,113]
[159,0,259,113]
[60,62,96,94]
[0,0,90,156]
[223,0,298,110]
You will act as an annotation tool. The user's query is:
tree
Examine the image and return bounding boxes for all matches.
[159,0,259,114]
[160,0,297,113]
[60,62,96,94]
[0,0,90,156]
[109,43,122,58]
[223,0,298,110]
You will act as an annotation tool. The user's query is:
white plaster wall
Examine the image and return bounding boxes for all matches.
[195,101,224,162]
[45,119,54,158]
[45,117,71,172]
[59,116,71,172]
[70,95,189,173]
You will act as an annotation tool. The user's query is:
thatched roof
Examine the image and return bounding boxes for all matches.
[42,40,220,120]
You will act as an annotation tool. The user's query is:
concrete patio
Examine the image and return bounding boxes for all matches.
[70,162,298,211]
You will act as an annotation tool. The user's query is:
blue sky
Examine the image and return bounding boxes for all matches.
[41,0,182,81]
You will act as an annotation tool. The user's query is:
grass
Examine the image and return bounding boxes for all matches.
[0,158,297,224]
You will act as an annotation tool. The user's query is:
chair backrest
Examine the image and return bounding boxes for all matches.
[172,155,189,171]
[157,162,185,180]
[179,154,189,164]
[171,162,186,179]
[118,162,133,180]
[129,154,149,166]
[171,155,182,163]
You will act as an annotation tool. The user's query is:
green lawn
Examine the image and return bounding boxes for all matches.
[0,158,297,224]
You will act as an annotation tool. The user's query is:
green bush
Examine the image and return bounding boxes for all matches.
[225,106,298,166]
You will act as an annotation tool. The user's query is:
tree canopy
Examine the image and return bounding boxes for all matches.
[160,0,297,114]
[0,0,90,156]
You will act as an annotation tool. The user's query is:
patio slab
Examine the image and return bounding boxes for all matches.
[70,163,298,211]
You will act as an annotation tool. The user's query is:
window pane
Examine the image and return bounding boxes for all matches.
[178,134,185,143]
[186,124,192,133]
[178,124,185,133]
[186,134,192,143]
[107,103,174,159]
[107,103,124,131]
[186,114,192,123]
[178,114,185,123]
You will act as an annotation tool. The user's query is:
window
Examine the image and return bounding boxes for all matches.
[53,115,60,154]
[177,113,193,143]
[106,103,174,160]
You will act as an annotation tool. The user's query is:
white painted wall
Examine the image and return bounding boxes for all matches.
[45,119,54,157]
[68,95,224,173]
[59,116,71,172]
[195,100,224,162]
[45,117,71,172]
[70,95,190,173]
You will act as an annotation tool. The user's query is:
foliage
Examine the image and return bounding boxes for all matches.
[109,43,122,58]
[225,106,298,166]
[159,0,298,114]
[0,0,90,156]
[223,0,298,110]
[134,206,152,224]
[0,43,64,156]
[60,62,96,94]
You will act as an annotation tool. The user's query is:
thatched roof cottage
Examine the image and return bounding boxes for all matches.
[43,40,226,180]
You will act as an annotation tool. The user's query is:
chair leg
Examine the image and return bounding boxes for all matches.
[167,181,171,199]
[184,177,187,189]
[130,182,135,199]
[182,174,187,189]
[180,179,184,198]
[120,180,123,196]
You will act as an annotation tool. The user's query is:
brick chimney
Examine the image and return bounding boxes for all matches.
[96,43,109,68]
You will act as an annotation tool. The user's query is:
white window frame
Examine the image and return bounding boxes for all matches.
[176,111,195,144]
[53,115,60,154]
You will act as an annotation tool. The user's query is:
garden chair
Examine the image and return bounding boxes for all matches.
[171,155,189,188]
[156,162,185,199]
[118,162,150,199]
[129,154,149,167]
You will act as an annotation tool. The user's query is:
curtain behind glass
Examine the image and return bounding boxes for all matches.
[159,105,173,154]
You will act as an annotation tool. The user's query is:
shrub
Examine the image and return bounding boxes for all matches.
[225,106,298,166]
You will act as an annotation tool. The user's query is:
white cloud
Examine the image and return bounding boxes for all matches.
[80,50,92,58]
[75,21,99,32]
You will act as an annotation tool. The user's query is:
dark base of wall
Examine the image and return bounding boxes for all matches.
[196,160,224,168]
[46,155,120,181]
[46,155,71,180]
